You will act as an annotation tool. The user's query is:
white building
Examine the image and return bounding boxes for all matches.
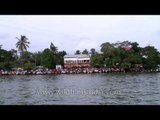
[64,54,91,68]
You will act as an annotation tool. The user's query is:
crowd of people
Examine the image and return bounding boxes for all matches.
[0,66,160,75]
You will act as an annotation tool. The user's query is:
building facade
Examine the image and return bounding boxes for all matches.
[64,54,91,69]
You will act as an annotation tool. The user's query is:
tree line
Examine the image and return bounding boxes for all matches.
[75,41,160,70]
[91,41,160,70]
[0,35,66,70]
[0,35,160,70]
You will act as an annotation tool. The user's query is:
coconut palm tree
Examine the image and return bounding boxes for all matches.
[16,35,30,56]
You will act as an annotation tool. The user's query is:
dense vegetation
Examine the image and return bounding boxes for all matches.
[0,35,67,70]
[0,35,160,71]
[90,41,160,71]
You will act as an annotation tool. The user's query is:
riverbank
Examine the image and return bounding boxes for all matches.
[0,67,160,75]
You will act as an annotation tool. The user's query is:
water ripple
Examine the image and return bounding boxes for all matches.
[0,73,160,105]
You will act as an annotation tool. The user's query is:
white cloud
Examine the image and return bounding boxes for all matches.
[76,39,98,51]
[0,15,160,53]
[0,33,9,39]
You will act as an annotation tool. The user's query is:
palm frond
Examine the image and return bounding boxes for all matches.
[16,35,30,52]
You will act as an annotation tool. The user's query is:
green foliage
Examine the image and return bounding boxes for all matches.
[75,50,81,54]
[1,39,160,70]
[50,42,58,54]
[90,48,96,55]
[91,41,160,69]
[0,48,17,70]
[101,42,114,54]
[56,51,67,66]
[91,54,104,67]
[16,35,30,56]
[131,42,140,53]
[142,46,160,69]
[41,48,55,69]
[34,51,42,66]
[20,51,34,63]
[127,53,142,64]
[23,61,35,70]
[23,45,66,69]
[82,49,89,54]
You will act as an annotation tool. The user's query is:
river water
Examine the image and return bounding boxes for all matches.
[0,73,160,105]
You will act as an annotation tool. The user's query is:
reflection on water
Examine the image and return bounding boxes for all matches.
[0,73,160,105]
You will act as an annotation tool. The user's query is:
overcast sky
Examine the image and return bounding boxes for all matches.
[0,15,160,54]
